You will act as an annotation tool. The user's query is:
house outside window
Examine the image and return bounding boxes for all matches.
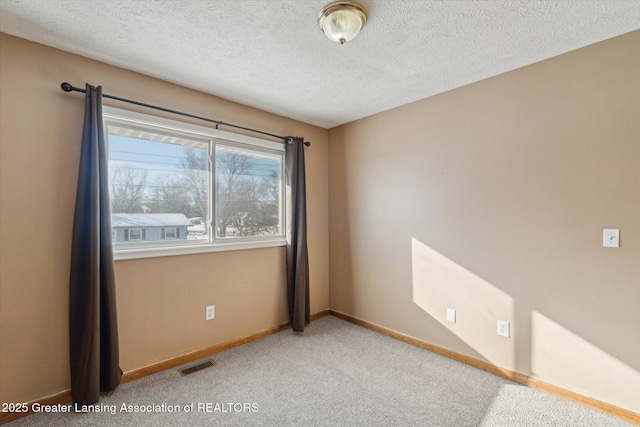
[112,214,188,243]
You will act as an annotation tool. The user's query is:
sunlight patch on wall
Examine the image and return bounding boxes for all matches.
[531,311,640,413]
[411,237,515,369]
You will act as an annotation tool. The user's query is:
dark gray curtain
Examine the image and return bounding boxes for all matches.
[285,137,310,332]
[69,84,121,405]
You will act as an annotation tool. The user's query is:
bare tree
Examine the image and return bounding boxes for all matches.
[110,164,148,213]
[254,172,280,234]
[216,152,253,237]
[146,175,192,215]
[231,176,279,236]
[180,148,209,220]
[216,153,280,237]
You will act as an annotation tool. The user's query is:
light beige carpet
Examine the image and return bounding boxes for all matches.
[8,316,634,426]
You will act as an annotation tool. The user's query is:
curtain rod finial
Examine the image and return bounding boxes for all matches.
[285,136,311,147]
[61,82,74,92]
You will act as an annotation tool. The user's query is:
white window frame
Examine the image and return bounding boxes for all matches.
[104,106,286,260]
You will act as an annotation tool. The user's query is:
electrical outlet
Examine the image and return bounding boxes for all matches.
[205,305,215,320]
[446,308,456,323]
[497,320,510,337]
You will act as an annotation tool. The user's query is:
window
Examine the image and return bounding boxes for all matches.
[104,107,285,260]
[126,229,144,241]
[162,227,178,240]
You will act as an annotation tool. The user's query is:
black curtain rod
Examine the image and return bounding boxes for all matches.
[60,83,310,146]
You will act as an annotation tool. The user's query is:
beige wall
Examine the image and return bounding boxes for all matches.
[0,34,329,403]
[329,31,640,412]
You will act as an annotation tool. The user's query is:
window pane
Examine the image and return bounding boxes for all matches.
[163,227,177,239]
[108,125,210,244]
[215,144,282,238]
[128,229,142,241]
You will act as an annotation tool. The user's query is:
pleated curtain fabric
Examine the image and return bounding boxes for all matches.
[285,137,310,332]
[68,84,122,405]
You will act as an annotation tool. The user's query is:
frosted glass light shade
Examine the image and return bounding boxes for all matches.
[318,1,368,45]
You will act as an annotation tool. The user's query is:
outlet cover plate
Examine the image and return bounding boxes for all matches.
[205,305,215,320]
[446,308,456,323]
[497,320,510,337]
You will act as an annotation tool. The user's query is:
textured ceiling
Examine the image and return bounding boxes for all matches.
[1,0,639,128]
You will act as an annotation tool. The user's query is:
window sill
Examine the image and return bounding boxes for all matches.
[114,239,286,261]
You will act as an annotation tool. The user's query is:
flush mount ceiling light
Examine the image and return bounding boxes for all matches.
[318,1,368,45]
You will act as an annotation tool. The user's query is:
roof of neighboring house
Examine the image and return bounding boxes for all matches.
[111,213,191,228]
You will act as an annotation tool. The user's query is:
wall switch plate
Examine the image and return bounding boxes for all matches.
[603,229,620,248]
[446,308,456,323]
[205,305,215,320]
[497,320,510,337]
